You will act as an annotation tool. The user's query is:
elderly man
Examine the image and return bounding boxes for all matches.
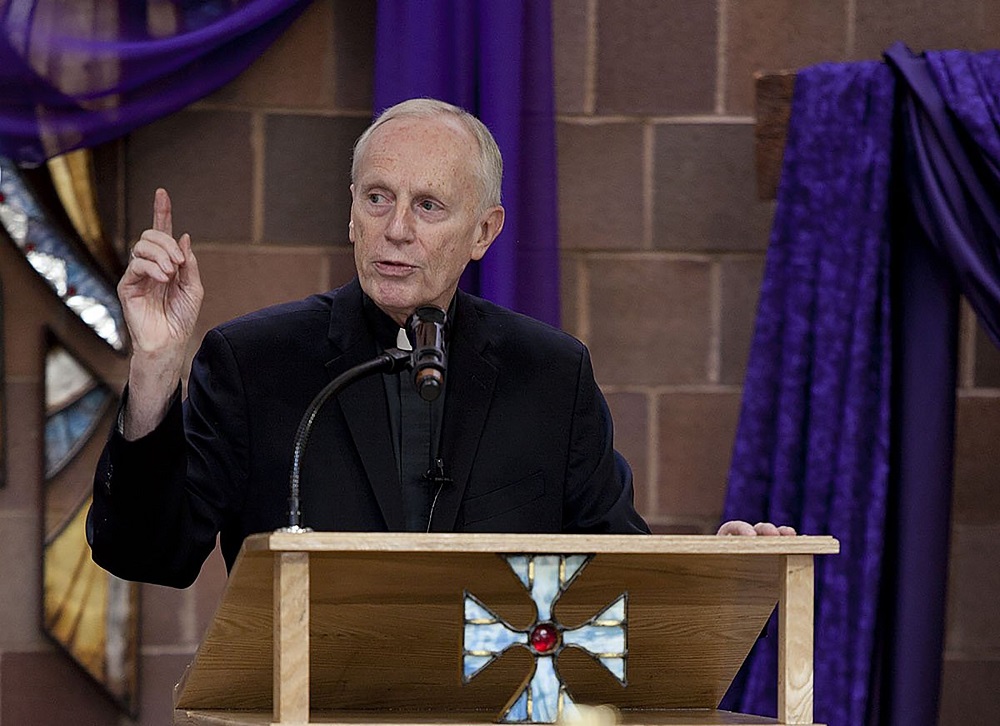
[88,99,653,588]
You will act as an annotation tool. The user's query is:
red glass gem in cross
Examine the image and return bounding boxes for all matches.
[529,622,560,654]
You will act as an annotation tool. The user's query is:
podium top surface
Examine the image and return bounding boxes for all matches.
[246,532,840,555]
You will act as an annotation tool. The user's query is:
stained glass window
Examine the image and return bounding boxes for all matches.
[0,157,124,350]
[463,554,628,724]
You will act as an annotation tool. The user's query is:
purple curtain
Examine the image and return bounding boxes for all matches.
[372,0,560,326]
[0,0,310,165]
[723,45,1000,726]
[877,44,1000,726]
[720,61,895,726]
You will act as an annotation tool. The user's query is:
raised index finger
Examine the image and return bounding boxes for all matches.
[153,188,173,237]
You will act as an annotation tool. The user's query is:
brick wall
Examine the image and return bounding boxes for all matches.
[1,1,998,724]
[552,3,1000,725]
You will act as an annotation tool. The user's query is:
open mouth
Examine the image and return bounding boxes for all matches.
[374,261,417,275]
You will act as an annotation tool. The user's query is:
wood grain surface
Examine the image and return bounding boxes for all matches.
[175,534,837,726]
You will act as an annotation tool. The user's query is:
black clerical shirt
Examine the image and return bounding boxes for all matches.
[361,295,448,531]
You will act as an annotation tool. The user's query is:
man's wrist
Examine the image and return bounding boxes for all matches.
[115,381,181,441]
[121,349,186,440]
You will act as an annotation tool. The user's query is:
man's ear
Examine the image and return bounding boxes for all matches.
[470,205,505,261]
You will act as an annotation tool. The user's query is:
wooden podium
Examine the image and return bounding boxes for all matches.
[173,533,838,726]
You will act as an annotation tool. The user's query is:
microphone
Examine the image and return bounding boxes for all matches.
[406,306,447,401]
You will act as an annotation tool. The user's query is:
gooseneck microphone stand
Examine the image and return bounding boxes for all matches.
[281,347,411,532]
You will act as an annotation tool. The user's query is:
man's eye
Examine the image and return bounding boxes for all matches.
[368,193,385,204]
[419,200,438,211]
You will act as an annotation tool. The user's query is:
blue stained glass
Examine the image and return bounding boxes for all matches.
[519,656,562,723]
[529,556,561,621]
[508,555,531,588]
[562,625,626,657]
[465,597,496,622]
[506,689,529,721]
[562,555,589,585]
[463,621,527,655]
[0,158,125,350]
[598,657,626,681]
[462,554,630,723]
[563,595,628,662]
[463,592,528,682]
[594,594,626,624]
[463,654,496,681]
[45,385,112,477]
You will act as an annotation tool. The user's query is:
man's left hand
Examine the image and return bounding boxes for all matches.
[717,520,797,536]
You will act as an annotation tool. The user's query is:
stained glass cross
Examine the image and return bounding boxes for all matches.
[463,554,627,723]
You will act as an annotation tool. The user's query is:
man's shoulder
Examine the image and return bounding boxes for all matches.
[462,293,585,359]
[214,294,330,340]
[211,280,357,345]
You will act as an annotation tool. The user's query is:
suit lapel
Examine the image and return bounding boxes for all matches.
[430,292,497,531]
[324,280,404,530]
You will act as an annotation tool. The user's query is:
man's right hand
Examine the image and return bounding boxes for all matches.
[118,188,204,440]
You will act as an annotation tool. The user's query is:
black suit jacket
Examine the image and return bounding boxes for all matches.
[88,279,648,587]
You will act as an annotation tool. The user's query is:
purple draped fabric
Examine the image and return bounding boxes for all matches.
[724,45,1000,726]
[372,0,560,326]
[891,47,1000,344]
[0,0,310,165]
[878,44,1000,726]
[720,62,895,726]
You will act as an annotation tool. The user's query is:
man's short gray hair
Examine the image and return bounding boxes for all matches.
[351,98,504,212]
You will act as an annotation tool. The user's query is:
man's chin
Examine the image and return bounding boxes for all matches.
[360,277,451,323]
[363,286,417,323]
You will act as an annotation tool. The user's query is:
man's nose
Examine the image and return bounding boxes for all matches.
[385,204,415,243]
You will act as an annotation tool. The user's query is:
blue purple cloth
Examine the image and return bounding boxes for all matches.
[723,45,1000,726]
[373,0,561,326]
[0,1,310,165]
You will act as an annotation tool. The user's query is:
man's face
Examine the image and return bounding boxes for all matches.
[350,115,504,325]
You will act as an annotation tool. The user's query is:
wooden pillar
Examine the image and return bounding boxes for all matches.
[778,554,815,724]
[273,551,310,724]
[754,71,796,201]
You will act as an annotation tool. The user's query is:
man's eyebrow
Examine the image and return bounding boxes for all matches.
[357,178,387,191]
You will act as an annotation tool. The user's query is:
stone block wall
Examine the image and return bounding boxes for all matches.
[1,1,997,724]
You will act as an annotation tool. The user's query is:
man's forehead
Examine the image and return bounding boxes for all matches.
[376,112,470,138]
[365,116,475,159]
[356,116,479,184]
